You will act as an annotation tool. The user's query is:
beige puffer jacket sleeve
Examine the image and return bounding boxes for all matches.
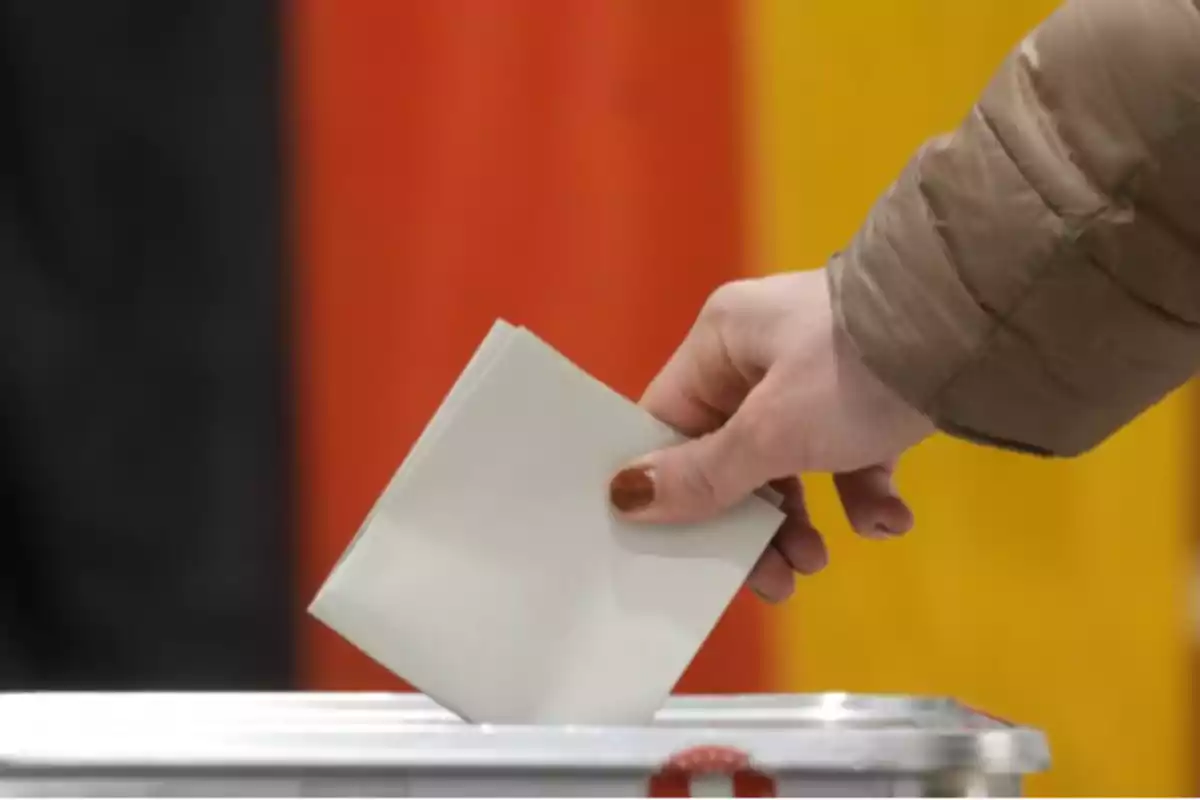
[829,0,1200,456]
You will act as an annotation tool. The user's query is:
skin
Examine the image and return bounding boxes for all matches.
[609,268,935,603]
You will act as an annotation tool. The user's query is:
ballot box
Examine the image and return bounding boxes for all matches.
[0,692,1048,797]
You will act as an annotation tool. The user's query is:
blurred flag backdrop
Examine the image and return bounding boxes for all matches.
[291,2,1195,795]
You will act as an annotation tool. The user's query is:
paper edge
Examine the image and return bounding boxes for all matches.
[309,319,517,610]
[507,326,784,514]
[312,320,784,617]
[308,319,786,723]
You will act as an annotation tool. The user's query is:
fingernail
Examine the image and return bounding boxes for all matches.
[882,497,914,536]
[610,466,656,513]
[750,585,775,604]
[874,522,896,536]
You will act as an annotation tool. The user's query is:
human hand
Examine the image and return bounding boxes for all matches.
[608,268,935,603]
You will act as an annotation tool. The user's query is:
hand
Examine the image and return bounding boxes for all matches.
[608,267,935,603]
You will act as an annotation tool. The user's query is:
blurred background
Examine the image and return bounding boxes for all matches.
[0,0,1194,796]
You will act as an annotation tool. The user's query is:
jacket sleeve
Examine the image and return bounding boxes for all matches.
[829,0,1200,456]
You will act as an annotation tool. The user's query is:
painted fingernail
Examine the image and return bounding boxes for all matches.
[610,466,655,513]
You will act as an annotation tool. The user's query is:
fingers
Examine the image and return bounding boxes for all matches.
[638,321,756,438]
[832,462,914,539]
[608,407,774,523]
[617,282,783,522]
[748,477,827,604]
[769,476,828,575]
[746,545,794,604]
[608,333,753,522]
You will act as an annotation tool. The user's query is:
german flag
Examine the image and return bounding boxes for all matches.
[1,2,1192,796]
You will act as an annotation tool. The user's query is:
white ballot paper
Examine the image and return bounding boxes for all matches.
[309,320,784,725]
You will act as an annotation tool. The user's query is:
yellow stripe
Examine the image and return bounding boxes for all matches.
[746,1,1194,795]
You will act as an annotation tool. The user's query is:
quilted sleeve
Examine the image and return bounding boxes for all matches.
[830,0,1200,455]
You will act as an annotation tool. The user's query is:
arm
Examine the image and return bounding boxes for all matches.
[611,0,1200,600]
[832,0,1200,456]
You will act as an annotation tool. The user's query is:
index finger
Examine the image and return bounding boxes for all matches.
[639,323,756,438]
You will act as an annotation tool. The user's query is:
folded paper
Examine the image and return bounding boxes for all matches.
[310,320,784,724]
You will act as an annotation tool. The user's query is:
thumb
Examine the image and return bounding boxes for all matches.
[608,413,773,524]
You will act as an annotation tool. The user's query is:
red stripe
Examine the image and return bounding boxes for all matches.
[291,0,766,694]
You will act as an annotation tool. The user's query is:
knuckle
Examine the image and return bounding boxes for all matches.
[677,444,725,509]
[700,279,752,323]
